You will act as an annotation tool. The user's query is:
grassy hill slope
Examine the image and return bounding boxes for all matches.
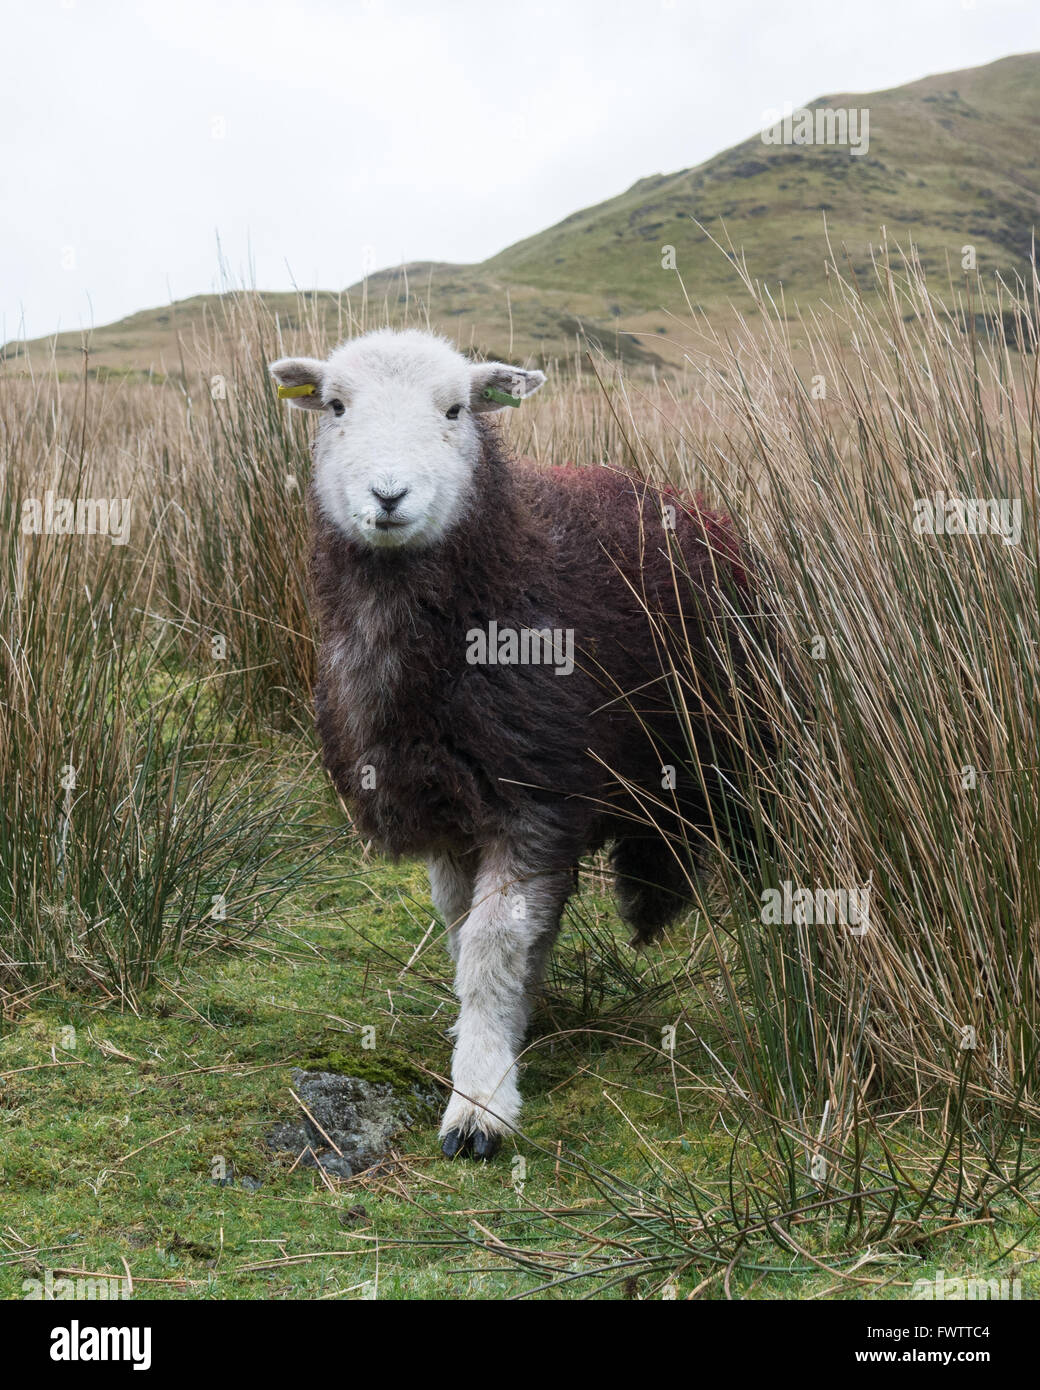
[4,52,1038,377]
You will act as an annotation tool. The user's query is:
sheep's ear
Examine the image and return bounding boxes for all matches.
[269,356,327,410]
[469,362,546,413]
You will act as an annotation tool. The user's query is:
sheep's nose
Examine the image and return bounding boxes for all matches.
[371,486,408,514]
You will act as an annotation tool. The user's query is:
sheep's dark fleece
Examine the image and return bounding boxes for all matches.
[310,420,759,943]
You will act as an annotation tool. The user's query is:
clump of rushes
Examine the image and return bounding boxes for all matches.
[651,241,1040,1148]
[0,345,335,1006]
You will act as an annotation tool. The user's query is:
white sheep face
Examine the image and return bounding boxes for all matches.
[270,330,545,551]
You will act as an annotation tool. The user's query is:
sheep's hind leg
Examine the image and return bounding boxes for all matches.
[610,834,694,946]
[440,843,570,1160]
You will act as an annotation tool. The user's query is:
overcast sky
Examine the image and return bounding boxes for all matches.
[3,0,1039,342]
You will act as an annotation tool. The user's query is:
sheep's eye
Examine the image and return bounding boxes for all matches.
[445,404,462,420]
[328,398,345,416]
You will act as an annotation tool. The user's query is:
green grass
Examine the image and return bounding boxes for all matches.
[3,822,1038,1301]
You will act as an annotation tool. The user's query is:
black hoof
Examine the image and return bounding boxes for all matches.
[441,1128,470,1158]
[470,1130,500,1161]
[440,1128,501,1160]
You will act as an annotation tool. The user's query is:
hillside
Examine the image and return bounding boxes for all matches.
[4,52,1038,378]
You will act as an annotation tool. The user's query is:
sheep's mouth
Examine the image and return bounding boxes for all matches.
[374,516,410,531]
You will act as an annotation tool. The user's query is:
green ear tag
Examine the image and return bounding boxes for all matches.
[482,386,522,407]
[277,383,317,399]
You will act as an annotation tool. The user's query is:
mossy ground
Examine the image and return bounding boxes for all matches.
[2,840,1037,1301]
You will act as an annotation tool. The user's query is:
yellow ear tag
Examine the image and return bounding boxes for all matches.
[277,383,317,399]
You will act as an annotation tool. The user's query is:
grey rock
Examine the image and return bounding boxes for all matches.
[266,1069,439,1178]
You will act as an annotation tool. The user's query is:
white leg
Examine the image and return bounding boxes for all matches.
[439,842,570,1157]
[427,849,476,963]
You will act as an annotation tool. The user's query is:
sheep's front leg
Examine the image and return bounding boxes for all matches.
[428,849,477,963]
[440,844,570,1159]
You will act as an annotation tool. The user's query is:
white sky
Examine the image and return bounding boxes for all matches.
[3,0,1039,342]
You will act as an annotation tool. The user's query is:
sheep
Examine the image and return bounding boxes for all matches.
[270,328,759,1159]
